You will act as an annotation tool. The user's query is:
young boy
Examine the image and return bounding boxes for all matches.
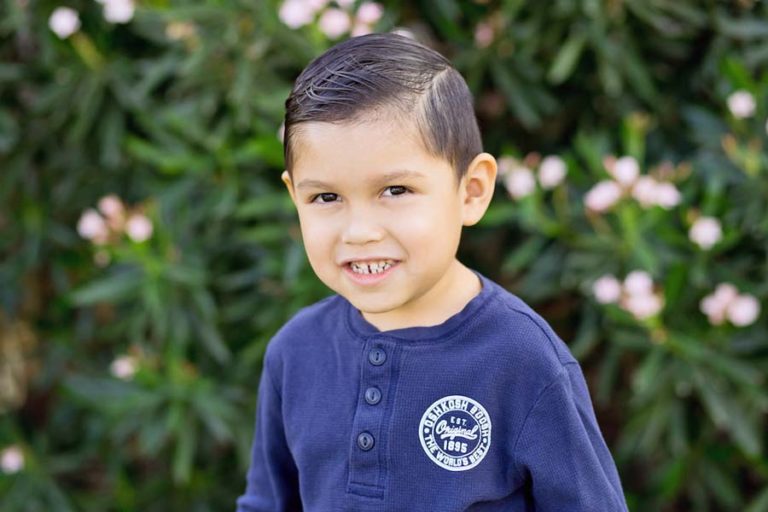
[236,33,628,511]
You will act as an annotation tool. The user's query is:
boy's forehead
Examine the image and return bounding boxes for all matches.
[288,117,462,189]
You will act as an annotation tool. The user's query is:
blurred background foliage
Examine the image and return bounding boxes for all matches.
[1,0,767,510]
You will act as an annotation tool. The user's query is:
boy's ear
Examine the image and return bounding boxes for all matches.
[281,170,297,204]
[461,152,497,226]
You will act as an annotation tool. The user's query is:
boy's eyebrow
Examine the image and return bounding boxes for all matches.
[295,169,426,190]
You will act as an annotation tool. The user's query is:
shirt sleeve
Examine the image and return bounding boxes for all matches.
[513,363,628,511]
[236,362,302,512]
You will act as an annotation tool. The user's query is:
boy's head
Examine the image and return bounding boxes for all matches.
[281,33,497,330]
[283,33,482,180]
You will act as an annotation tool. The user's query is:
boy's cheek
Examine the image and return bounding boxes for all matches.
[297,220,335,250]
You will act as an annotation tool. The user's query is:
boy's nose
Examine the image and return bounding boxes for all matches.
[340,209,385,245]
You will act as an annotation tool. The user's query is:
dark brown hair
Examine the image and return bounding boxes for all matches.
[283,33,482,179]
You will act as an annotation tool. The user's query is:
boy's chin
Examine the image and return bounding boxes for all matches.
[342,293,409,318]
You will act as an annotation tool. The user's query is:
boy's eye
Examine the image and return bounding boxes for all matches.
[311,193,339,204]
[382,186,409,197]
[310,187,408,203]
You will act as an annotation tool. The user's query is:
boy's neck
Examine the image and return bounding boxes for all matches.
[360,260,482,332]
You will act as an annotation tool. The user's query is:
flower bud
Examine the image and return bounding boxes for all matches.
[585,181,622,212]
[504,167,536,199]
[727,90,756,119]
[49,7,80,39]
[689,216,722,250]
[592,275,621,304]
[538,155,567,189]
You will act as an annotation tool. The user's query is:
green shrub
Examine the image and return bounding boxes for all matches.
[1,1,767,510]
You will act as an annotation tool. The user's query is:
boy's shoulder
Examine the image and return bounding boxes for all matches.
[481,276,578,369]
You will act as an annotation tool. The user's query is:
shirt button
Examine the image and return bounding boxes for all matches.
[357,432,375,451]
[364,386,382,405]
[368,347,387,366]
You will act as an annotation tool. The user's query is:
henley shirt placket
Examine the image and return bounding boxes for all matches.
[346,336,400,500]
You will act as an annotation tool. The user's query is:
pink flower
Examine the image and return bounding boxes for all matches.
[537,155,567,189]
[631,175,658,208]
[713,283,739,305]
[700,294,726,325]
[474,22,494,48]
[98,194,125,220]
[279,0,314,29]
[654,182,681,209]
[356,2,383,24]
[504,167,536,199]
[0,446,24,474]
[305,0,330,11]
[585,180,622,212]
[622,293,664,320]
[125,213,153,242]
[689,216,722,250]
[496,156,516,179]
[318,8,351,38]
[699,283,757,326]
[49,7,80,39]
[77,209,109,243]
[619,270,664,319]
[624,270,654,296]
[610,156,639,186]
[101,0,135,24]
[726,294,761,326]
[110,355,138,380]
[727,90,756,119]
[592,275,621,304]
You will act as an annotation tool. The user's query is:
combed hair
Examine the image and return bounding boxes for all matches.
[283,33,483,180]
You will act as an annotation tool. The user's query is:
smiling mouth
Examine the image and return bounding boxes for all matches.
[347,260,397,275]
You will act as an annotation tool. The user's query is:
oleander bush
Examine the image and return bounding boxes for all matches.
[1,1,767,510]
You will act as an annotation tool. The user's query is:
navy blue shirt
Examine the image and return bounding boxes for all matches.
[236,273,628,511]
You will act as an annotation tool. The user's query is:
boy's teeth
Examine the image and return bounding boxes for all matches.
[350,260,394,275]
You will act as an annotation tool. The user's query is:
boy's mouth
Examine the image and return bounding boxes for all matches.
[347,259,398,275]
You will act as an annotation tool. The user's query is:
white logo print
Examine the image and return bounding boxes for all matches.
[418,395,492,471]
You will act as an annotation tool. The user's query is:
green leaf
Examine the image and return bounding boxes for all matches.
[663,262,688,309]
[746,487,768,512]
[501,236,547,274]
[172,416,196,484]
[698,456,743,510]
[233,136,285,167]
[235,194,294,219]
[479,202,517,226]
[197,322,231,364]
[548,32,586,84]
[491,62,541,128]
[716,15,768,40]
[164,264,206,287]
[70,269,143,305]
[692,369,762,457]
[124,136,214,175]
[240,225,290,244]
[570,305,600,359]
[0,63,22,82]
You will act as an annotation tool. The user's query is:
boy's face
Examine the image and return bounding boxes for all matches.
[282,116,494,329]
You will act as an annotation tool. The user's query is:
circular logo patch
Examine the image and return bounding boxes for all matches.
[419,395,492,471]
